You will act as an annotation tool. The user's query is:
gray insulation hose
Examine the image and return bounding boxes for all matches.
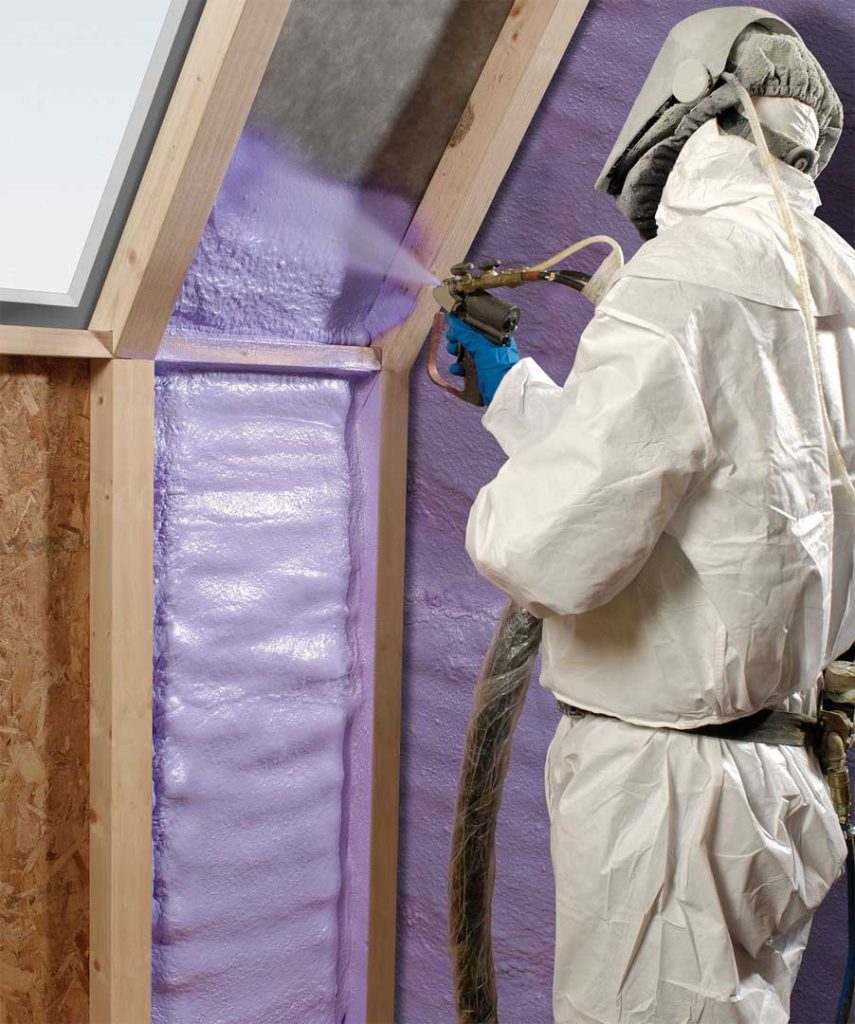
[448,600,544,1023]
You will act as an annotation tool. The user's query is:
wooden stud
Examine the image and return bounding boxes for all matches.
[89,359,155,1024]
[0,325,112,359]
[365,2,592,1018]
[366,368,410,1023]
[91,0,292,359]
[374,0,590,375]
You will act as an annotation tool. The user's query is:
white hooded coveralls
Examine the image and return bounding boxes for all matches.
[466,118,855,1023]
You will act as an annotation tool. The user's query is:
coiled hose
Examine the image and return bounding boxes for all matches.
[448,601,542,1023]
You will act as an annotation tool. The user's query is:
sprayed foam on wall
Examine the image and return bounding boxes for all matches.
[167,0,513,350]
[151,370,373,1022]
[169,132,421,347]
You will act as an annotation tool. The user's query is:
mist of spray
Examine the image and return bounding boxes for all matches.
[343,208,440,288]
[228,138,440,289]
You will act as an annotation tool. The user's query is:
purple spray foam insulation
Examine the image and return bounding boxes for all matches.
[152,369,377,1023]
[169,129,433,349]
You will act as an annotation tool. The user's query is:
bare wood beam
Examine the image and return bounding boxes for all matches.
[365,2,591,1019]
[0,325,112,359]
[374,0,590,375]
[366,368,410,1022]
[91,0,292,359]
[89,359,155,1024]
[159,333,381,373]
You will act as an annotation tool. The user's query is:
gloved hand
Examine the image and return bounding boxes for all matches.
[446,314,520,405]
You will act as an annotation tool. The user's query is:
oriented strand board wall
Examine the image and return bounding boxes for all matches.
[0,358,89,1022]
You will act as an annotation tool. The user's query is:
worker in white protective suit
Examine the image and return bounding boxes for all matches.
[453,8,855,1023]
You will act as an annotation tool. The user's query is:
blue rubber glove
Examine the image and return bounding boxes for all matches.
[445,314,520,405]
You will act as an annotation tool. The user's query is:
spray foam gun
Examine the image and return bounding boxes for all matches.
[427,236,624,406]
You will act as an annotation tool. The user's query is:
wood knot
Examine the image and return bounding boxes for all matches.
[449,103,475,148]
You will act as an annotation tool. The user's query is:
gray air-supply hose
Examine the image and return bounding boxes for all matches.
[448,601,543,1023]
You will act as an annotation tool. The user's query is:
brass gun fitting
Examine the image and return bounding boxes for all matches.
[446,263,541,296]
[432,260,538,318]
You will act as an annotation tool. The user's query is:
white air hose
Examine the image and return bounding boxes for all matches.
[731,78,855,509]
[530,234,624,307]
[529,234,624,272]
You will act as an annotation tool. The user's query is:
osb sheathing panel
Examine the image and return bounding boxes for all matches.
[0,357,89,1023]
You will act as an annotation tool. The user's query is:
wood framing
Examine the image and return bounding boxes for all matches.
[159,333,381,373]
[91,0,292,359]
[83,6,293,1019]
[366,368,411,1020]
[0,326,112,359]
[89,359,155,1024]
[365,1,591,1018]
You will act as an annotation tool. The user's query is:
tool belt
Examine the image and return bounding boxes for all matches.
[557,701,817,747]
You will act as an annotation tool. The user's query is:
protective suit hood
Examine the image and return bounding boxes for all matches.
[612,118,855,317]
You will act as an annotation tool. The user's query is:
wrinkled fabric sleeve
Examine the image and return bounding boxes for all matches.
[481,357,566,457]
[466,309,713,617]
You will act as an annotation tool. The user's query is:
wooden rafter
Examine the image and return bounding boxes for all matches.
[365,1,591,1019]
[374,0,591,374]
[91,0,292,359]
